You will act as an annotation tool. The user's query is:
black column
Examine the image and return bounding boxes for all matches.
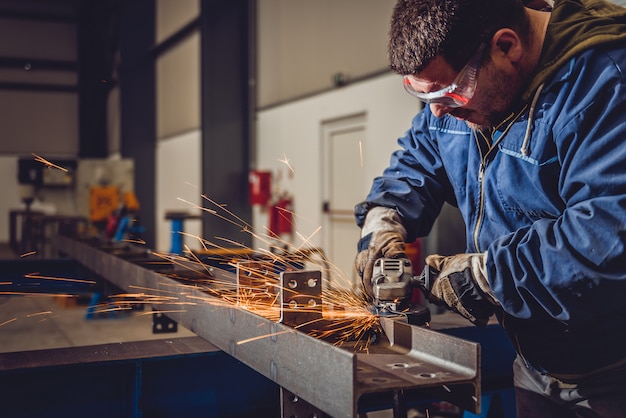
[77,1,118,158]
[119,0,156,247]
[200,0,255,246]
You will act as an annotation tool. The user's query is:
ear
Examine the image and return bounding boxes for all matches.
[490,28,524,65]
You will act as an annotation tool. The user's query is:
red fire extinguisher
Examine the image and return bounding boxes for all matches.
[269,195,294,237]
[249,171,272,206]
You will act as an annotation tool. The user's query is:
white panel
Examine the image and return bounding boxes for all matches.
[324,120,368,289]
[156,130,202,253]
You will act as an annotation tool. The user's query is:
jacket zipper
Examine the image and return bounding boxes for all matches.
[471,107,528,252]
[473,132,492,253]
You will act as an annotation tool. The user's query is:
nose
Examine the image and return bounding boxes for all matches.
[430,103,453,118]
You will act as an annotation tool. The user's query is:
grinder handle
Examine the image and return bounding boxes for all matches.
[413,265,439,297]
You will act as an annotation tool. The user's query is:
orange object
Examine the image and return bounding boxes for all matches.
[90,186,119,222]
[123,191,140,212]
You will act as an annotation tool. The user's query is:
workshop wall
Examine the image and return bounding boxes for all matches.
[154,0,202,252]
[0,14,78,156]
[257,0,396,108]
[255,72,420,251]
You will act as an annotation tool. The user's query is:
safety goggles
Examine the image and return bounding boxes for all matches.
[403,42,487,108]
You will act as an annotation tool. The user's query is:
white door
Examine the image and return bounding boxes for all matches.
[322,114,368,291]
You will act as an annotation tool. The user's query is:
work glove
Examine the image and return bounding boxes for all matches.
[425,252,499,327]
[354,206,407,300]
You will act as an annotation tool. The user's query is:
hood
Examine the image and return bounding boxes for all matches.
[523,0,626,101]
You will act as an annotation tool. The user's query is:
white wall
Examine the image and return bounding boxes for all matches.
[255,72,421,250]
[155,129,203,253]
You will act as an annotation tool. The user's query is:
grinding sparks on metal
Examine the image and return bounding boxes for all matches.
[151,195,384,351]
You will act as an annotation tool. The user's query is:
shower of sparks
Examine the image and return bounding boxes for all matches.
[4,189,380,354]
[278,153,295,173]
[32,153,68,172]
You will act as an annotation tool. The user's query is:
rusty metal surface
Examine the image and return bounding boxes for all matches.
[54,235,480,417]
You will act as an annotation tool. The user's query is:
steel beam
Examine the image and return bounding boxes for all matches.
[55,236,480,417]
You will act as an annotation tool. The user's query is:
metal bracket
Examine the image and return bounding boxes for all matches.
[152,310,178,334]
[279,270,322,327]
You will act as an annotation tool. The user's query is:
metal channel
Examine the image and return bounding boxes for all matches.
[55,236,355,417]
[356,318,480,413]
[55,236,480,416]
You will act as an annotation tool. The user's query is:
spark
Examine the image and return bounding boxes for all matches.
[26,311,52,317]
[0,282,12,285]
[359,140,364,167]
[278,153,295,173]
[24,273,96,285]
[19,251,37,258]
[133,310,188,317]
[236,329,292,345]
[0,292,75,297]
[121,238,146,245]
[0,318,18,327]
[32,153,68,172]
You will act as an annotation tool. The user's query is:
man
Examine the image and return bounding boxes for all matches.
[354,0,626,416]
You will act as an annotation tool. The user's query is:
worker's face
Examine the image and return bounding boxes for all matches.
[410,51,522,131]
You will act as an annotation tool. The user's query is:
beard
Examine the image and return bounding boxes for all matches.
[453,63,524,131]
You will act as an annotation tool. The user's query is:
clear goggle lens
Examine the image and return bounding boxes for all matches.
[403,42,486,108]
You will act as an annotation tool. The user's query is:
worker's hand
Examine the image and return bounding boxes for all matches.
[425,253,499,327]
[354,207,407,300]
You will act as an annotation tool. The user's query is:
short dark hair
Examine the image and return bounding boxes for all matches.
[389,0,529,75]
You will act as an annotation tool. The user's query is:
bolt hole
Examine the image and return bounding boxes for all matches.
[288,279,298,289]
[307,278,317,287]
[289,300,298,309]
[307,299,317,308]
[418,372,436,379]
[290,394,299,403]
[392,363,409,368]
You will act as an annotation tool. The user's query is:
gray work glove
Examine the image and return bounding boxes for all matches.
[425,252,499,327]
[354,207,407,300]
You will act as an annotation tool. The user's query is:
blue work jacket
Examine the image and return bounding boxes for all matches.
[356,43,626,375]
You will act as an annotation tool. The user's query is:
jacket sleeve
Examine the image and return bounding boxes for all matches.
[355,110,456,242]
[487,48,626,328]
